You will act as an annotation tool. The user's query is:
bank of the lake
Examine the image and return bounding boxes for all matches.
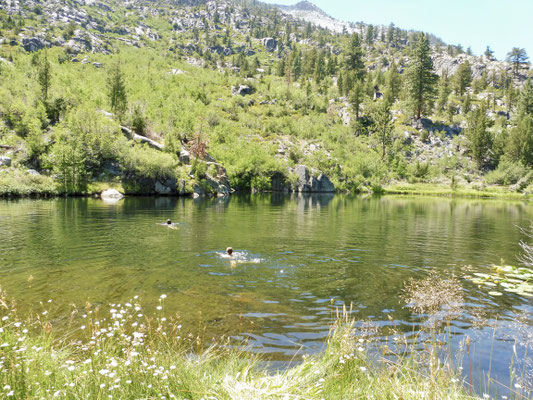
[0,294,477,400]
[383,182,531,200]
[1,169,531,202]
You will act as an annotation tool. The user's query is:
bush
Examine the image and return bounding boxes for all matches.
[485,159,530,185]
[121,144,178,180]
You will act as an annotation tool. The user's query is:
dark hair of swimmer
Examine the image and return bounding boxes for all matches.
[166,219,172,225]
[226,247,233,256]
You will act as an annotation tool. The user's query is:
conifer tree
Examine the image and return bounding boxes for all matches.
[292,52,302,81]
[505,116,533,167]
[506,48,529,77]
[404,33,438,119]
[372,100,394,160]
[38,51,51,101]
[436,74,451,113]
[107,62,127,119]
[365,25,374,45]
[466,105,492,167]
[517,78,533,117]
[463,93,471,114]
[350,80,364,119]
[386,23,394,44]
[484,46,494,60]
[453,60,472,97]
[384,62,401,104]
[344,33,365,80]
[337,72,344,96]
[314,52,325,83]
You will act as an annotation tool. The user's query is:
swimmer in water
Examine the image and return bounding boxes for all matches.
[226,247,233,256]
[166,219,172,225]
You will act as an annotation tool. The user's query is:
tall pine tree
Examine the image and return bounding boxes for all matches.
[107,62,128,119]
[453,60,472,97]
[404,33,438,119]
[344,33,365,81]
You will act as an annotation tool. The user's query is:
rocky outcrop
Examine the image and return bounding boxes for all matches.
[260,37,277,52]
[155,179,177,194]
[271,165,335,193]
[292,165,335,193]
[0,156,12,167]
[22,37,46,52]
[132,134,165,151]
[231,85,254,96]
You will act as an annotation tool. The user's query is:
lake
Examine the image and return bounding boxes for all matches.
[0,194,532,393]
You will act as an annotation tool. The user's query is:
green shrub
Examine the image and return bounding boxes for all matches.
[485,159,530,186]
[121,144,178,180]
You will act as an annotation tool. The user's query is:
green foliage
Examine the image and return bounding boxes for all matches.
[0,169,59,196]
[107,62,128,119]
[452,60,472,97]
[384,62,401,105]
[344,33,365,81]
[465,105,492,168]
[517,78,533,117]
[121,144,178,181]
[37,51,51,101]
[404,33,438,119]
[130,104,147,135]
[371,100,394,160]
[485,158,530,185]
[506,47,529,76]
[505,115,533,167]
[349,80,364,119]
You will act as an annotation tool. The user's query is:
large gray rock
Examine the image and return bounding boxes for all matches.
[0,156,11,167]
[293,165,311,192]
[206,176,230,196]
[231,85,254,96]
[291,165,336,193]
[179,148,191,164]
[101,189,124,199]
[22,37,45,52]
[132,134,164,151]
[310,174,335,193]
[155,179,177,195]
[261,37,277,52]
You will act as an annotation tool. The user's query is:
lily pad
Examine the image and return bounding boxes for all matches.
[466,264,533,299]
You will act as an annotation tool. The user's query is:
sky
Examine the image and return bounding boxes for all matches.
[262,0,532,61]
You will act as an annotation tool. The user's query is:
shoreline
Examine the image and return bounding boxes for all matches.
[0,182,530,202]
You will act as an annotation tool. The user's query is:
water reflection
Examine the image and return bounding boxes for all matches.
[0,194,532,388]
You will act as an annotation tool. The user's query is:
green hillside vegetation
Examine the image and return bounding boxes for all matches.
[0,0,532,196]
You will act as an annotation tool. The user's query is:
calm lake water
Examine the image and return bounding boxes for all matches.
[1,194,532,393]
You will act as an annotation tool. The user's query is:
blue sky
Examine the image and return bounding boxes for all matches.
[262,0,532,61]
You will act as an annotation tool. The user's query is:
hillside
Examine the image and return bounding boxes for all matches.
[0,0,532,197]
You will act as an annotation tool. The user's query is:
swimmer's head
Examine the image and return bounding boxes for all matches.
[166,219,172,225]
[226,247,233,256]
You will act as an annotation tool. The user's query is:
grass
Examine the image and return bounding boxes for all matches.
[383,182,530,200]
[0,300,471,400]
[3,278,531,400]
